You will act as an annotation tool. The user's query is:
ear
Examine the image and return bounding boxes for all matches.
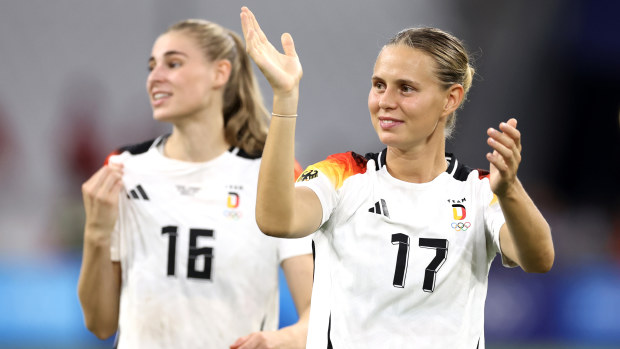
[212,59,232,89]
[442,83,465,117]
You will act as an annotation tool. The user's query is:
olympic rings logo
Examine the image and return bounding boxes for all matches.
[223,210,243,221]
[451,222,471,231]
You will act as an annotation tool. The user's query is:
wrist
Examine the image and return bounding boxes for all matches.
[273,88,299,115]
[495,178,523,201]
[84,225,114,246]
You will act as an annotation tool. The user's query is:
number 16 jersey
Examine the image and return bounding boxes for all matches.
[108,136,311,349]
[296,150,512,349]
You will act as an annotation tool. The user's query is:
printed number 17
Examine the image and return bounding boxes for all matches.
[391,233,448,292]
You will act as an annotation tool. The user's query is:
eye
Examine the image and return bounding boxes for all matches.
[373,81,386,91]
[168,60,182,69]
[401,85,415,93]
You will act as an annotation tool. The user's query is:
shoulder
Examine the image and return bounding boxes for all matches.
[308,151,371,176]
[230,146,262,160]
[298,150,383,189]
[445,153,488,182]
[104,136,165,165]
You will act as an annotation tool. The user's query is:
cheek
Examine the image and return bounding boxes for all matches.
[367,91,379,112]
[182,77,210,100]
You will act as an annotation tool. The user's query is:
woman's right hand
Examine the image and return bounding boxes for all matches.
[81,163,124,237]
[240,6,302,96]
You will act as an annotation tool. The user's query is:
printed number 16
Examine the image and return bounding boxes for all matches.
[391,233,448,292]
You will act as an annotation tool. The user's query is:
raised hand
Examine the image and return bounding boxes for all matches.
[240,7,302,95]
[486,118,522,197]
[82,163,124,235]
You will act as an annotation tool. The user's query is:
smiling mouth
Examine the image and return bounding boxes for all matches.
[153,92,172,100]
[379,117,402,129]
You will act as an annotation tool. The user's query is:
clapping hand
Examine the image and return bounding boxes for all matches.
[486,118,522,197]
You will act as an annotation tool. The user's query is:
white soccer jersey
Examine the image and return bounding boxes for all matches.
[107,136,312,349]
[296,150,512,349]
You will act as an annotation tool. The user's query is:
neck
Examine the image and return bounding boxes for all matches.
[164,107,230,162]
[385,138,447,183]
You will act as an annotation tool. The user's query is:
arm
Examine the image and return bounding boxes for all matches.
[229,254,313,349]
[77,163,123,339]
[486,118,554,273]
[240,7,322,238]
[278,254,313,342]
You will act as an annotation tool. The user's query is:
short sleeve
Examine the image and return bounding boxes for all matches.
[294,152,368,228]
[277,234,314,263]
[295,167,339,228]
[482,182,516,268]
[107,152,127,263]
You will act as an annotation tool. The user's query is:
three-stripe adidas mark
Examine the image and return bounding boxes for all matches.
[127,184,149,200]
[369,199,389,218]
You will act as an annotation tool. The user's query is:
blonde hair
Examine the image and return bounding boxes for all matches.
[387,27,475,138]
[166,19,268,156]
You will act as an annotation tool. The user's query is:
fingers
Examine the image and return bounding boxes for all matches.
[230,332,273,349]
[486,150,507,173]
[499,118,521,151]
[486,118,522,174]
[100,164,124,194]
[240,7,268,45]
[487,118,521,154]
[230,334,253,349]
[281,32,297,57]
[82,164,124,206]
[229,335,245,349]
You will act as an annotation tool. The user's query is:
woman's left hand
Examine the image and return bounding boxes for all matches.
[486,118,522,197]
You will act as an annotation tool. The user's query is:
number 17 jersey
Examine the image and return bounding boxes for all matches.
[296,150,511,349]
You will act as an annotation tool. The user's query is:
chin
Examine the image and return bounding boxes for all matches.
[375,130,397,147]
[152,110,177,122]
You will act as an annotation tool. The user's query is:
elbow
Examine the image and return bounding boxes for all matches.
[255,210,296,238]
[78,295,118,340]
[83,316,117,340]
[522,249,555,274]
[256,218,294,238]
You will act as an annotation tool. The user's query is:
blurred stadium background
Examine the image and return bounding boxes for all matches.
[0,0,618,348]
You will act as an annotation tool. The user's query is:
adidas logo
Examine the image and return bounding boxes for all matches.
[369,199,389,218]
[127,184,149,200]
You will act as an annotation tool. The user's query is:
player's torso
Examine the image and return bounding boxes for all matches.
[114,146,281,348]
[312,163,492,348]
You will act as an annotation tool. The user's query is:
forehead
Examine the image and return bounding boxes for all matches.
[151,31,202,58]
[373,45,437,81]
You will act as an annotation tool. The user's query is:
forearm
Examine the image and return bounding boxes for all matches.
[77,227,121,339]
[498,179,554,273]
[276,309,309,349]
[256,91,300,237]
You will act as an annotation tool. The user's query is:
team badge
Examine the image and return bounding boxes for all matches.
[227,192,240,208]
[448,198,471,231]
[452,204,466,220]
[223,189,242,220]
[298,169,318,182]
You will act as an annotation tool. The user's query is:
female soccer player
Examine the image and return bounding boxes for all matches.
[241,6,554,348]
[77,18,313,349]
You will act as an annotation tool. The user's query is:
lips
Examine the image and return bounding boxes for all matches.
[378,117,403,129]
[151,92,172,107]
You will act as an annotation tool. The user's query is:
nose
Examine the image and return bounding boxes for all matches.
[378,87,397,110]
[146,64,165,90]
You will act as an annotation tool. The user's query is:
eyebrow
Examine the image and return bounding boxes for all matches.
[148,50,189,63]
[371,75,419,86]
